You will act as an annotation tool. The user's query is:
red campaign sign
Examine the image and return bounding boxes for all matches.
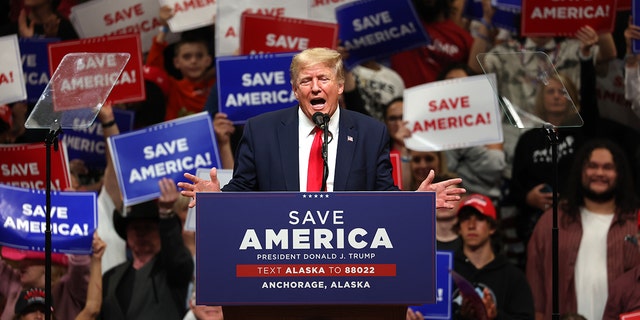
[618,0,631,10]
[240,13,339,55]
[236,264,397,277]
[621,310,640,320]
[521,0,616,37]
[48,34,145,106]
[0,143,71,191]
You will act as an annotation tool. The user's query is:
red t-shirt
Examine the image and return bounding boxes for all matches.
[146,39,215,121]
[391,19,473,88]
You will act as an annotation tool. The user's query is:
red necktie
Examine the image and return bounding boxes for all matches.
[307,127,323,191]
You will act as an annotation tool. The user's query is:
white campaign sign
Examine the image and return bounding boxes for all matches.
[69,0,177,52]
[215,0,307,57]
[403,74,503,152]
[307,0,358,23]
[159,0,216,33]
[0,35,27,105]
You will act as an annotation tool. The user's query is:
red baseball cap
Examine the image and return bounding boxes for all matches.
[1,247,68,267]
[458,194,497,220]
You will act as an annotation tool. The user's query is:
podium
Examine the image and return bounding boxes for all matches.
[222,305,407,319]
[195,191,437,320]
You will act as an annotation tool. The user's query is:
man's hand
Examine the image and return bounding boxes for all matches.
[178,167,222,207]
[417,170,465,209]
[406,307,424,320]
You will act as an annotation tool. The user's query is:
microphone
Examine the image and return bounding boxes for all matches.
[312,112,328,128]
[311,112,330,191]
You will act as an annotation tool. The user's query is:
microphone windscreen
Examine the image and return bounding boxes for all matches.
[312,112,325,127]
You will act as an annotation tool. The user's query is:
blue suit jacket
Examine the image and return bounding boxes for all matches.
[222,106,399,191]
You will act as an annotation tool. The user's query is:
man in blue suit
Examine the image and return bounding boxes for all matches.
[179,47,464,208]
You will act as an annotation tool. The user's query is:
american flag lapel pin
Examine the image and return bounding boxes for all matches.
[347,135,354,142]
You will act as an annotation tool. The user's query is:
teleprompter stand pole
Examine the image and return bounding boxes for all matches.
[543,123,560,320]
[44,122,62,320]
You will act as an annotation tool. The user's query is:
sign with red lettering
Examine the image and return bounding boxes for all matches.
[0,35,27,105]
[159,0,216,32]
[240,13,338,55]
[0,142,71,191]
[69,0,175,52]
[403,74,503,152]
[48,34,145,105]
[308,0,358,23]
[521,0,616,36]
[216,0,307,57]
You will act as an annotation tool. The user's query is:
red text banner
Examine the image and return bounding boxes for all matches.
[0,143,71,191]
[521,0,616,36]
[403,74,503,152]
[237,263,397,277]
[159,0,216,33]
[240,13,338,55]
[69,0,174,52]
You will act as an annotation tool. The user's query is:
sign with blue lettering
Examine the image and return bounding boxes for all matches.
[335,0,430,69]
[465,0,519,34]
[409,251,453,319]
[108,112,220,206]
[0,183,97,254]
[196,191,436,305]
[19,38,58,103]
[63,108,134,171]
[217,53,297,124]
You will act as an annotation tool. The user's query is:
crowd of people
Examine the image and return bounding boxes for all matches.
[1,0,640,319]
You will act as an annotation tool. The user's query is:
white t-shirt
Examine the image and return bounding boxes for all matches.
[575,207,614,320]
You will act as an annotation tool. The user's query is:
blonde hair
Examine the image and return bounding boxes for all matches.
[290,48,345,86]
[533,72,580,121]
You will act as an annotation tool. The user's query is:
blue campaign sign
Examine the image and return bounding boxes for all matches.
[196,191,437,305]
[19,37,58,103]
[336,0,430,70]
[217,53,297,124]
[63,108,134,172]
[108,112,220,206]
[409,251,453,319]
[0,184,97,254]
[493,0,521,12]
[634,1,640,53]
[464,0,519,34]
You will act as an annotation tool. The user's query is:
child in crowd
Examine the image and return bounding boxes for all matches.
[146,5,215,121]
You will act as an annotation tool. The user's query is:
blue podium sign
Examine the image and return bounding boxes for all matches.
[196,191,436,305]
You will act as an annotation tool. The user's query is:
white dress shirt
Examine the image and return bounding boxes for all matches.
[298,107,339,191]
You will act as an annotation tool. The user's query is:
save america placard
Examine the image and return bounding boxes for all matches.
[196,191,436,305]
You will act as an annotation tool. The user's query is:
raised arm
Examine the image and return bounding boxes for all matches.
[98,102,123,211]
[74,233,106,320]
